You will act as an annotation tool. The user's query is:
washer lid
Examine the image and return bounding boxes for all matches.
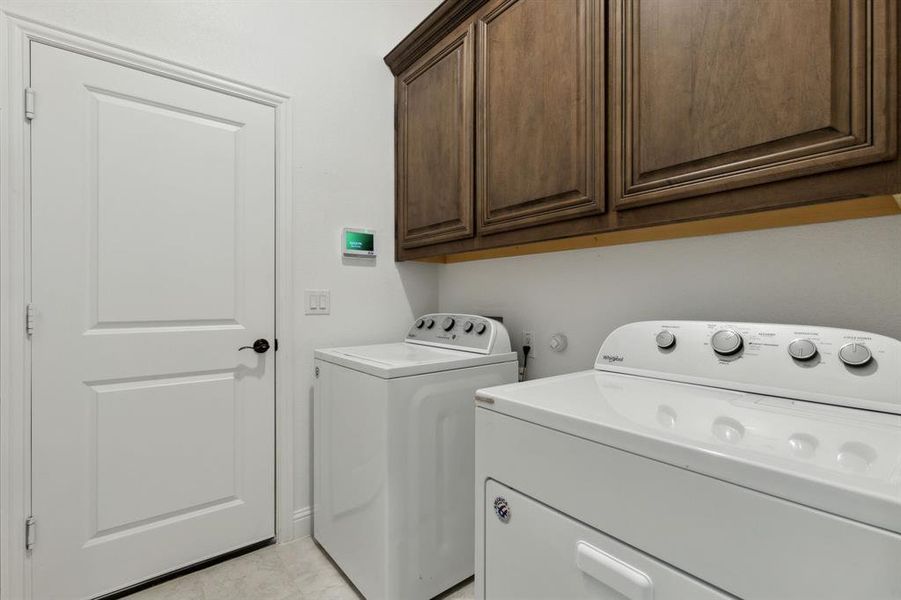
[476,370,901,535]
[315,342,517,379]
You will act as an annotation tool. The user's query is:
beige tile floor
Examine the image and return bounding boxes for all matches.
[126,537,475,600]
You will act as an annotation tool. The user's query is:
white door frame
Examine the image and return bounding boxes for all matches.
[0,13,295,599]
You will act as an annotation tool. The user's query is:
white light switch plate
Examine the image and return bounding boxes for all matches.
[304,289,330,315]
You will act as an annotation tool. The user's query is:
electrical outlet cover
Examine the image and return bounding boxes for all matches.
[522,331,535,355]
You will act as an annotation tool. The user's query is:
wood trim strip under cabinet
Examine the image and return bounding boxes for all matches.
[413,195,901,264]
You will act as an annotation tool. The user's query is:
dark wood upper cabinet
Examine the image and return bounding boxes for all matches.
[612,0,898,209]
[476,0,604,235]
[396,25,475,249]
[386,0,900,261]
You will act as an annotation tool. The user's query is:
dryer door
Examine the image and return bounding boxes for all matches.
[483,481,730,600]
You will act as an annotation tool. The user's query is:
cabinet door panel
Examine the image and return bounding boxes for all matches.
[398,27,474,249]
[613,0,898,209]
[477,0,604,235]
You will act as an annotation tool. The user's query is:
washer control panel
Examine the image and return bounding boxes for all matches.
[406,313,511,354]
[595,321,901,414]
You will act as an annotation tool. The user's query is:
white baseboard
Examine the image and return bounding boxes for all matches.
[292,507,312,539]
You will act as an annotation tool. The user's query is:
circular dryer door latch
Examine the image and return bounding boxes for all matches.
[494,497,511,523]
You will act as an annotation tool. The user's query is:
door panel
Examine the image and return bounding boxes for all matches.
[92,89,241,324]
[613,0,898,208]
[31,42,275,599]
[476,0,604,235]
[397,26,475,249]
[92,373,238,532]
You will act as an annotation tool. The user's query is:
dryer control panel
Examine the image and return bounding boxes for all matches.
[406,313,511,355]
[595,321,901,415]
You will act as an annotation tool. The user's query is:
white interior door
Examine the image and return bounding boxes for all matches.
[30,41,276,599]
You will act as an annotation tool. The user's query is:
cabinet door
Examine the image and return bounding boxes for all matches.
[397,26,475,249]
[476,0,604,235]
[612,0,898,209]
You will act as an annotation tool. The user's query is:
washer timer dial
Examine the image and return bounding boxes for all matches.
[711,329,743,356]
[441,317,455,331]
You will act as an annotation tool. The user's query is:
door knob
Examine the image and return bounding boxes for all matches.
[239,339,270,353]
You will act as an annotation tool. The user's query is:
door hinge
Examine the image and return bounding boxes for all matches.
[26,303,35,336]
[25,88,35,120]
[25,516,36,551]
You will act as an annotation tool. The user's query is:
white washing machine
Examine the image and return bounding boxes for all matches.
[314,314,518,600]
[474,321,901,600]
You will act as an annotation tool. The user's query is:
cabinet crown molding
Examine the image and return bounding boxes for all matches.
[384,0,490,75]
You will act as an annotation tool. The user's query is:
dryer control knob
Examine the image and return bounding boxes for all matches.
[463,320,474,333]
[442,317,455,331]
[839,343,872,367]
[475,323,487,335]
[425,318,435,329]
[414,318,425,329]
[711,329,743,356]
[655,330,676,349]
[787,339,817,361]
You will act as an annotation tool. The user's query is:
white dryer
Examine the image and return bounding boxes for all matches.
[314,314,518,600]
[474,321,901,600]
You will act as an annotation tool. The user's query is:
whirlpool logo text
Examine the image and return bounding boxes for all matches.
[602,354,624,363]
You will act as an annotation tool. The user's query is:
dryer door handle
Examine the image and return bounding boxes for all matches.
[575,541,654,600]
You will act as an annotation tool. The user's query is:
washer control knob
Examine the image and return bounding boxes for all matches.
[463,320,474,333]
[425,318,435,329]
[711,329,743,356]
[839,343,872,367]
[415,318,425,329]
[475,323,487,335]
[655,330,676,349]
[787,339,817,361]
[442,317,455,331]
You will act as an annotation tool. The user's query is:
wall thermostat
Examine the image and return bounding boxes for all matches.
[343,228,375,257]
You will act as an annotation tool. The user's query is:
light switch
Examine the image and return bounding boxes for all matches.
[304,289,330,315]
